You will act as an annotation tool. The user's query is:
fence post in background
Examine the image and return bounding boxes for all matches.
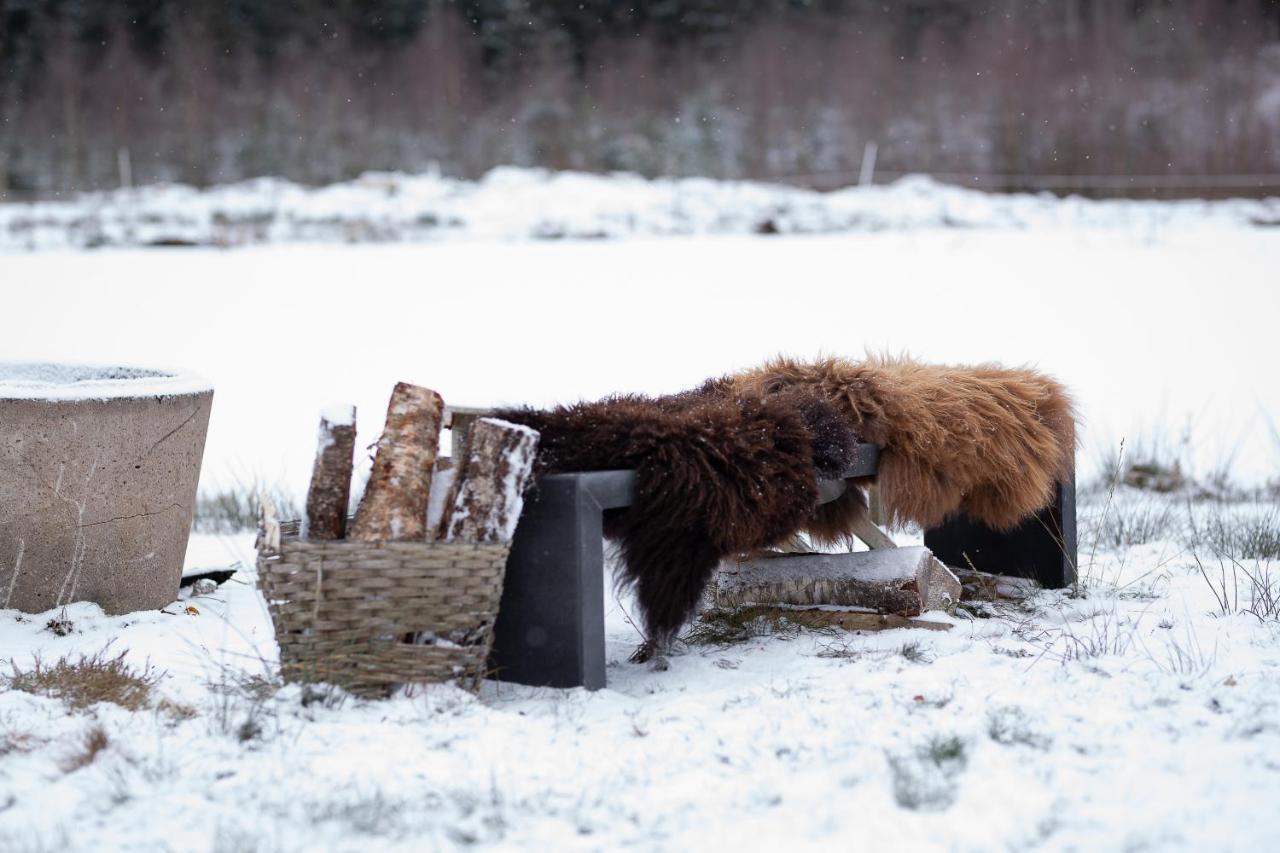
[859,142,878,186]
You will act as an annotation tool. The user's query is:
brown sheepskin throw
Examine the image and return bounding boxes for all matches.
[728,355,1077,532]
[495,389,857,662]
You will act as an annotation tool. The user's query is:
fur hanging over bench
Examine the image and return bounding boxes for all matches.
[497,356,1075,664]
[728,355,1077,535]
[495,389,858,663]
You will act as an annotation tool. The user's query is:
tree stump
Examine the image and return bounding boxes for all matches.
[303,405,357,540]
[350,383,444,541]
[440,418,539,543]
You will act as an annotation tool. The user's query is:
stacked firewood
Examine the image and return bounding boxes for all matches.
[303,382,539,545]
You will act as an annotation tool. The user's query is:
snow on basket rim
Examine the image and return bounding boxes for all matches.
[0,361,212,401]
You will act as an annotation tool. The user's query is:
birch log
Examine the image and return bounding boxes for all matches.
[303,405,357,540]
[952,568,1041,602]
[440,418,539,543]
[711,547,961,616]
[350,383,444,541]
[703,606,953,634]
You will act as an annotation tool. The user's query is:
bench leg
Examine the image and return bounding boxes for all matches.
[488,477,607,689]
[923,477,1077,589]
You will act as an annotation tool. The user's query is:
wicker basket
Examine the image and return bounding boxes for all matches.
[256,521,510,697]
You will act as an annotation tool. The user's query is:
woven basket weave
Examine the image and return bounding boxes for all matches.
[256,521,510,697]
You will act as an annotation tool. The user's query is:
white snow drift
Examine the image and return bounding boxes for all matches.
[3,168,1279,250]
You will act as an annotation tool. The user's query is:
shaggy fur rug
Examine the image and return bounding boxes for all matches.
[729,355,1077,532]
[495,388,857,664]
[497,356,1075,664]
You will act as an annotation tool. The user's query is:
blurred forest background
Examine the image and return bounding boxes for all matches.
[2,0,1279,197]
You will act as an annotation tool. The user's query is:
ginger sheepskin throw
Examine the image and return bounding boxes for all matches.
[728,356,1076,534]
[497,356,1074,665]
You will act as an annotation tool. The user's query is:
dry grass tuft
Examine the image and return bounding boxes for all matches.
[4,648,162,711]
[683,607,839,648]
[60,725,110,773]
[194,478,303,534]
[0,715,42,757]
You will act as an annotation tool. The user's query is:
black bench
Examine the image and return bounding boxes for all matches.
[488,443,1075,689]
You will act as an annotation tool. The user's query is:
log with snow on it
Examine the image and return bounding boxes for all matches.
[302,404,357,540]
[349,383,444,542]
[711,546,962,617]
[440,418,539,544]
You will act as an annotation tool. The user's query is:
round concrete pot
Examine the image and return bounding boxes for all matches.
[1,363,213,615]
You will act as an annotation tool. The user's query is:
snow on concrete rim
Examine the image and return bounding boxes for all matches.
[0,361,213,401]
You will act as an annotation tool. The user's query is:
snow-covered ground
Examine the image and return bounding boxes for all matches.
[3,168,1279,251]
[1,492,1278,851]
[4,227,1280,494]
[2,172,1279,850]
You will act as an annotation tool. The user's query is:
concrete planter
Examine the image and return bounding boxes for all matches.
[1,363,213,615]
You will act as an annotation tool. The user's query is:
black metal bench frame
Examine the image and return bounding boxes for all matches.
[489,442,1075,690]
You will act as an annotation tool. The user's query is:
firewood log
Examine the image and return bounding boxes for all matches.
[701,605,953,633]
[711,547,961,617]
[350,383,443,541]
[440,418,539,543]
[952,567,1041,602]
[302,405,356,540]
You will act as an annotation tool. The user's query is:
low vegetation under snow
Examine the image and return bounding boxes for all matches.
[1,488,1277,851]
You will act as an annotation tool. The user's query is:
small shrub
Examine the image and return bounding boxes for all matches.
[1194,552,1279,622]
[44,612,74,636]
[60,725,110,773]
[888,736,969,811]
[1189,505,1280,562]
[156,698,198,722]
[307,792,409,838]
[899,641,934,664]
[1123,460,1186,493]
[684,609,801,647]
[923,735,967,766]
[1084,496,1179,550]
[207,668,281,742]
[194,480,303,534]
[0,716,40,757]
[1045,606,1139,663]
[988,707,1051,749]
[4,648,161,711]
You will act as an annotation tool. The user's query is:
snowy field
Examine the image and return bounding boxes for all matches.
[2,172,1280,851]
[2,499,1279,851]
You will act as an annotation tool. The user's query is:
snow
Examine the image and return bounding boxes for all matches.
[0,361,212,402]
[321,404,356,428]
[1,499,1278,850]
[2,168,1278,251]
[3,227,1277,495]
[425,467,457,534]
[2,172,1279,849]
